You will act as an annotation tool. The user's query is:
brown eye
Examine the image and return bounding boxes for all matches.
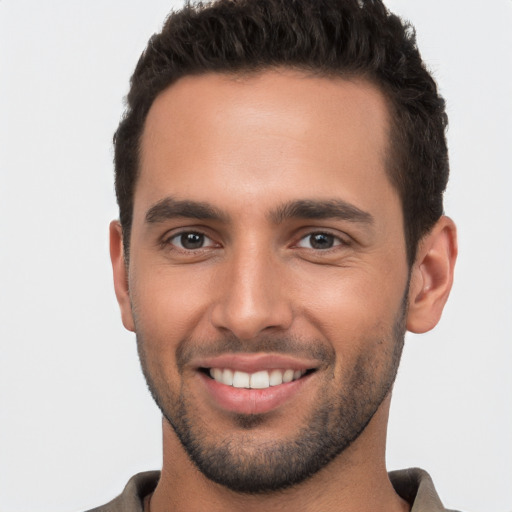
[181,233,204,249]
[297,232,342,250]
[168,232,215,250]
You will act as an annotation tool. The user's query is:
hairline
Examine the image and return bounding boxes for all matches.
[122,66,418,266]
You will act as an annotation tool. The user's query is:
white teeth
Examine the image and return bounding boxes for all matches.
[233,370,251,388]
[282,369,294,383]
[209,368,307,389]
[269,369,283,386]
[250,370,270,389]
[222,368,234,386]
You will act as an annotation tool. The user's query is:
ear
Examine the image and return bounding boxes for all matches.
[109,220,135,332]
[407,216,457,334]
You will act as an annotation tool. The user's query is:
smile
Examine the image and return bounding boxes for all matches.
[193,353,320,414]
[208,368,308,389]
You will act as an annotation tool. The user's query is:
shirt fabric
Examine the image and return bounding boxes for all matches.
[86,467,460,512]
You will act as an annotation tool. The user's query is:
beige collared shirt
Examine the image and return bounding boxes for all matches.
[86,468,460,511]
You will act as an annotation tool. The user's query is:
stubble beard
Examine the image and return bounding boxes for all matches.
[135,297,407,495]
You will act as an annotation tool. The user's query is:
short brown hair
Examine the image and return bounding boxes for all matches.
[114,0,449,265]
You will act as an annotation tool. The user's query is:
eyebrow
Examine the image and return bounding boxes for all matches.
[145,197,229,224]
[145,197,373,226]
[269,199,374,225]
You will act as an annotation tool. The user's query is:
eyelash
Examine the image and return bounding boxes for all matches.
[161,229,350,254]
[295,231,348,251]
[162,231,218,252]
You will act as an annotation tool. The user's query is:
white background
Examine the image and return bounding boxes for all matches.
[1,1,511,511]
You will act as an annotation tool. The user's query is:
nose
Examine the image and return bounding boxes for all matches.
[210,246,293,340]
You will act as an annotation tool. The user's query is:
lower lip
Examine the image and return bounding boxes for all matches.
[199,372,313,415]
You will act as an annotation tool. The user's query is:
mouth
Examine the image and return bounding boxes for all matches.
[194,354,319,415]
[201,367,315,389]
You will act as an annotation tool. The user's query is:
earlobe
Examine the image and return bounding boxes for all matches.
[109,220,135,332]
[406,216,458,334]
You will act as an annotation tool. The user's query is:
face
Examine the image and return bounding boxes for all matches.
[118,70,411,493]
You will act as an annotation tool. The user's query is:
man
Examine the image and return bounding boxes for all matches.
[95,0,458,510]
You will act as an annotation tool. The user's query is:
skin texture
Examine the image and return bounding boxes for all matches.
[110,69,457,512]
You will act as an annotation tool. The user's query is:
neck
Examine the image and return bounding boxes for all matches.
[150,396,409,512]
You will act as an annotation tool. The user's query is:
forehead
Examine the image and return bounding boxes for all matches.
[136,69,398,226]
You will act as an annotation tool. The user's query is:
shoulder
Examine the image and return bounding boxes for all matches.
[85,471,160,512]
[389,467,463,512]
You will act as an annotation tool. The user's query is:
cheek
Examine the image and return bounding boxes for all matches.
[296,265,407,352]
[130,263,216,351]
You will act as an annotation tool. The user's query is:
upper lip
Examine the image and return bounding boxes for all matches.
[193,353,319,373]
